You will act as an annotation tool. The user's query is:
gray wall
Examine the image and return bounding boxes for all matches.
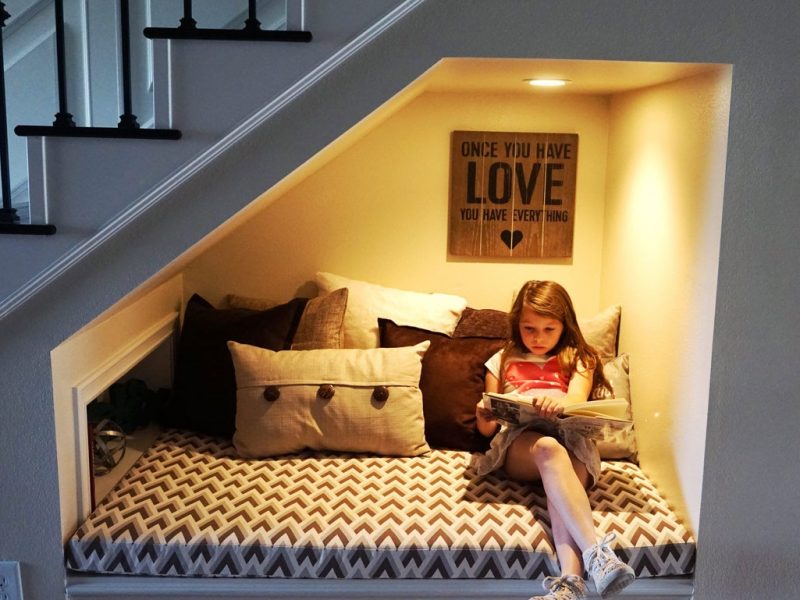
[1,1,799,598]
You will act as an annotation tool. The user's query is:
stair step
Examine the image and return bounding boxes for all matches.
[0,223,56,235]
[143,27,312,43]
[15,125,181,140]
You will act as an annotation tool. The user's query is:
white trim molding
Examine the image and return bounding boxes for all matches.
[66,574,694,599]
[70,311,178,522]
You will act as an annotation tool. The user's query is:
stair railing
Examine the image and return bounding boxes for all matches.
[144,0,312,42]
[15,0,181,141]
[2,0,311,236]
[0,1,55,234]
[52,0,75,128]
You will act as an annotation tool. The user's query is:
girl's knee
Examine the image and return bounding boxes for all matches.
[530,436,568,463]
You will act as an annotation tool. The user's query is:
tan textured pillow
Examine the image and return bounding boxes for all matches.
[290,288,348,350]
[223,294,278,311]
[579,305,621,360]
[228,340,431,458]
[315,272,467,348]
[227,289,348,350]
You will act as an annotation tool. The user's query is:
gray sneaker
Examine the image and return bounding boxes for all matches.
[529,575,588,600]
[582,533,635,597]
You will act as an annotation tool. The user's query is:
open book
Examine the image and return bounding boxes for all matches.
[481,392,630,427]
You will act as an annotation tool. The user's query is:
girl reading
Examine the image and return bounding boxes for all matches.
[474,280,635,600]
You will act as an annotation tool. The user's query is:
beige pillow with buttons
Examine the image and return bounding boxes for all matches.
[228,340,431,458]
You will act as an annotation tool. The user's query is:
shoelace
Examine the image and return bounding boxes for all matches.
[535,575,586,600]
[584,532,620,577]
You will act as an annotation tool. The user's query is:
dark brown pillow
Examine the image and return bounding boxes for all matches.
[453,307,510,339]
[170,294,307,437]
[379,319,504,452]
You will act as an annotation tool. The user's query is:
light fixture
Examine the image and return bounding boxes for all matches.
[525,78,570,88]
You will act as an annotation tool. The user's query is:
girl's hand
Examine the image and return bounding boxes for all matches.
[475,402,500,437]
[531,396,564,420]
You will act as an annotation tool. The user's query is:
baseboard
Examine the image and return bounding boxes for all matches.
[66,574,693,600]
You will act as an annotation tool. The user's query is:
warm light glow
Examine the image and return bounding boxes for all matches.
[526,78,570,87]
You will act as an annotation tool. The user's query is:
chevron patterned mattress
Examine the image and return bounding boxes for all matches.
[65,429,695,579]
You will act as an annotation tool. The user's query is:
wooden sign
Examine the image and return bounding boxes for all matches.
[448,131,578,258]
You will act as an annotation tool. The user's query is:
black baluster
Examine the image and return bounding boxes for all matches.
[12,0,179,161]
[144,0,311,42]
[117,0,139,130]
[179,0,196,31]
[0,2,55,234]
[244,0,261,33]
[0,1,18,225]
[53,0,76,128]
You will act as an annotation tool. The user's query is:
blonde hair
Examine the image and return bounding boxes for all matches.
[501,280,611,397]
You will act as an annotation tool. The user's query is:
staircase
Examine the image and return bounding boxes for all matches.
[0,0,417,319]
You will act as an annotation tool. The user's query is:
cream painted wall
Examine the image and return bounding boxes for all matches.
[601,70,732,533]
[184,90,611,318]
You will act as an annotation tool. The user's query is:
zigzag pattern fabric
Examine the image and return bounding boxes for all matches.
[66,430,695,579]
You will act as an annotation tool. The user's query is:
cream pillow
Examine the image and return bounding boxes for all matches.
[316,272,467,348]
[579,305,621,360]
[228,340,431,458]
[595,353,638,461]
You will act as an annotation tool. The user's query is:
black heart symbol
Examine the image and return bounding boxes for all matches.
[501,230,523,249]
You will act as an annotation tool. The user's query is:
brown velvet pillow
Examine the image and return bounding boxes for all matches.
[453,307,510,339]
[455,305,622,358]
[170,294,307,438]
[379,319,504,452]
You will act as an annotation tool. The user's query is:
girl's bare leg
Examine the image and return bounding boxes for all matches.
[546,455,592,575]
[504,431,596,554]
[548,498,583,575]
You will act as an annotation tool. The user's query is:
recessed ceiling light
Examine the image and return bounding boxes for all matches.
[525,78,570,87]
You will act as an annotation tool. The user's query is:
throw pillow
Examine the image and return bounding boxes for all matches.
[379,319,504,452]
[454,305,621,360]
[226,288,349,350]
[595,353,638,461]
[290,288,348,350]
[223,294,278,311]
[315,271,467,348]
[228,340,431,458]
[453,307,510,339]
[579,305,621,360]
[170,294,307,438]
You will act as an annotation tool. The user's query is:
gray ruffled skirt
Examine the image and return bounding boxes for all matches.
[471,421,601,486]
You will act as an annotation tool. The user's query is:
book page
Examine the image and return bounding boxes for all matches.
[481,393,630,425]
